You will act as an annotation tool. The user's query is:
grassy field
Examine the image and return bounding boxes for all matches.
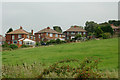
[2,38,118,71]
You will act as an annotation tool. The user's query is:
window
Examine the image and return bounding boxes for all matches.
[31,36,33,39]
[67,37,69,40]
[83,32,86,34]
[18,35,22,38]
[67,32,69,35]
[13,40,17,44]
[55,34,58,37]
[12,35,15,40]
[50,33,53,37]
[39,35,41,38]
[46,33,48,36]
[34,37,35,40]
[71,32,75,34]
[8,41,10,44]
[27,35,29,38]
[59,35,61,37]
[19,41,22,44]
[78,32,81,34]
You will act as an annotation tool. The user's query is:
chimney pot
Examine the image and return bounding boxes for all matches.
[20,26,22,29]
[47,27,50,29]
[31,30,33,35]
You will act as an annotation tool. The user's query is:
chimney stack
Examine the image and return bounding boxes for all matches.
[74,25,77,28]
[20,26,22,29]
[47,27,50,29]
[31,30,33,35]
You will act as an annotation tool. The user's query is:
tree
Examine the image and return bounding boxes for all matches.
[108,20,120,26]
[53,26,62,33]
[85,21,98,33]
[95,27,103,38]
[99,23,113,35]
[7,28,13,33]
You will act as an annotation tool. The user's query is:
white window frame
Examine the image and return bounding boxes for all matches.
[19,41,22,44]
[27,35,29,38]
[83,32,86,34]
[39,34,40,38]
[50,33,53,37]
[31,36,33,39]
[55,34,58,37]
[59,35,61,37]
[46,33,48,36]
[18,34,22,38]
[12,35,15,40]
[67,32,69,35]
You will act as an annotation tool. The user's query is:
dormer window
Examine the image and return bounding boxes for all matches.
[18,34,22,38]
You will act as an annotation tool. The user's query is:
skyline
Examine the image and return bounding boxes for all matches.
[2,2,118,36]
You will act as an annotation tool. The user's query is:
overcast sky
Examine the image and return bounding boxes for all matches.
[2,2,118,35]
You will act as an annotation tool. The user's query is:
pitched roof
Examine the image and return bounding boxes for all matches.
[111,25,119,29]
[35,27,62,34]
[64,26,87,32]
[6,26,29,35]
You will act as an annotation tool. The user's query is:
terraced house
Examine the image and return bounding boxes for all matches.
[5,26,35,47]
[64,26,87,40]
[35,27,65,42]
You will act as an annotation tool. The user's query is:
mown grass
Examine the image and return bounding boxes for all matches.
[2,38,118,71]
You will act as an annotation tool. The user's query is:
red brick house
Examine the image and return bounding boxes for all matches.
[35,27,65,42]
[63,26,87,40]
[5,26,35,47]
[111,24,119,33]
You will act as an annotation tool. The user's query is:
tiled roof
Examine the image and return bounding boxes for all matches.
[111,25,119,29]
[6,26,29,35]
[64,26,87,32]
[35,27,62,34]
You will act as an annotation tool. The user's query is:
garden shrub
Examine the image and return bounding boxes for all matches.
[36,42,40,46]
[2,41,9,48]
[21,44,29,48]
[9,44,18,49]
[56,39,61,44]
[37,57,103,78]
[102,33,111,39]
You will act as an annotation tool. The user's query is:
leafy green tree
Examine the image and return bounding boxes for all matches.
[95,27,103,38]
[7,28,13,33]
[108,20,120,26]
[85,21,98,33]
[53,26,62,33]
[99,23,113,35]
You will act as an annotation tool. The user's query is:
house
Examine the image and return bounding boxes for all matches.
[0,35,5,45]
[63,26,87,40]
[111,24,119,33]
[35,27,65,42]
[5,26,35,47]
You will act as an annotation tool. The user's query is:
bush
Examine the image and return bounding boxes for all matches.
[9,44,18,49]
[2,41,9,48]
[40,41,46,45]
[37,57,103,78]
[21,44,29,48]
[102,33,111,39]
[56,39,61,44]
[36,42,40,46]
[49,40,56,44]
